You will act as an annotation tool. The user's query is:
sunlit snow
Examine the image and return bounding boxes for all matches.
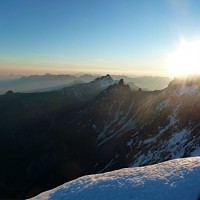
[31,157,200,200]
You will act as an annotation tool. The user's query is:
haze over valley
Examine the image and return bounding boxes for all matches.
[0,73,172,94]
[1,0,200,199]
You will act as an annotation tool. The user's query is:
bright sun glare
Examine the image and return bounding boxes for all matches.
[167,38,200,77]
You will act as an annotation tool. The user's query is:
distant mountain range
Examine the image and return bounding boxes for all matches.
[1,75,198,199]
[0,73,171,94]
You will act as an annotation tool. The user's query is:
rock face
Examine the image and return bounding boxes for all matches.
[0,75,116,199]
[72,78,200,173]
[118,79,124,85]
[1,76,200,199]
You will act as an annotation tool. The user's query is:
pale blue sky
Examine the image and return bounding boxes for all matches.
[0,0,200,75]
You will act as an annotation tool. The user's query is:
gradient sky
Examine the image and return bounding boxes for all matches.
[0,0,200,76]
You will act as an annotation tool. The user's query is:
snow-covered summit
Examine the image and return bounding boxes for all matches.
[31,157,200,200]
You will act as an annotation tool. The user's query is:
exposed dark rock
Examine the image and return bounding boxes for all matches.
[119,79,124,85]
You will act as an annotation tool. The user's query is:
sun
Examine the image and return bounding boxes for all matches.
[167,38,200,78]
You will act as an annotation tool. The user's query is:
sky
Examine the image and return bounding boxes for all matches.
[0,0,200,76]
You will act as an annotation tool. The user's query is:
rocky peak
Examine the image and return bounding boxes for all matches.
[118,79,124,85]
[117,79,131,92]
[95,74,113,82]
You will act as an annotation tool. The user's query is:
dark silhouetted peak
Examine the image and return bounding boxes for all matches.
[96,79,131,100]
[95,74,113,82]
[119,79,124,85]
[5,90,14,95]
[116,79,131,91]
[138,88,142,92]
[102,74,112,81]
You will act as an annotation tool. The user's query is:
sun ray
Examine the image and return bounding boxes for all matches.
[167,38,200,77]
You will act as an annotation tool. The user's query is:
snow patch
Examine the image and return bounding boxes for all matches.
[99,77,113,89]
[156,99,170,112]
[143,104,180,145]
[173,85,199,96]
[31,157,200,200]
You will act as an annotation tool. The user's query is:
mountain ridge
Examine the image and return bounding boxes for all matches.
[0,75,199,198]
[0,74,171,94]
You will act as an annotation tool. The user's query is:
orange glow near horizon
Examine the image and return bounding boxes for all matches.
[0,66,168,77]
[0,53,168,77]
[0,55,168,77]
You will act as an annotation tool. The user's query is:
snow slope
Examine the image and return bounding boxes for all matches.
[31,157,200,200]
